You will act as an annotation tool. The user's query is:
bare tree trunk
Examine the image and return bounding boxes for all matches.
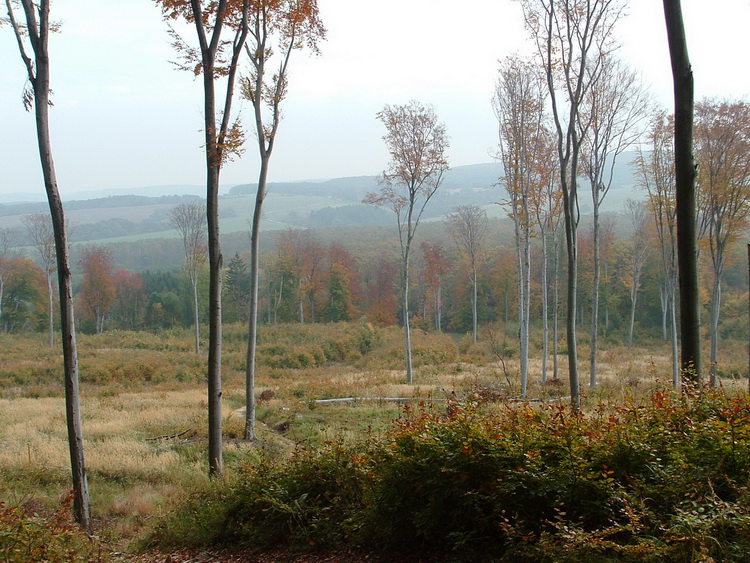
[47,270,54,347]
[521,231,531,398]
[540,229,549,383]
[663,0,700,380]
[10,0,92,528]
[471,265,478,345]
[670,282,679,389]
[403,254,414,384]
[245,161,268,441]
[552,225,561,380]
[565,233,579,403]
[709,273,721,385]
[659,283,668,341]
[590,208,601,387]
[628,273,639,349]
[193,274,200,354]
[206,163,223,476]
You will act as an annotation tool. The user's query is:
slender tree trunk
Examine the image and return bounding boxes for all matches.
[709,273,721,385]
[628,273,639,349]
[47,270,54,347]
[201,56,223,474]
[663,0,700,380]
[245,155,269,441]
[403,252,413,384]
[27,18,91,528]
[660,282,668,341]
[521,232,531,398]
[670,280,679,389]
[193,274,200,354]
[540,228,549,383]
[563,183,579,408]
[471,265,478,345]
[513,214,530,398]
[590,207,601,387]
[553,225,560,380]
[206,163,223,476]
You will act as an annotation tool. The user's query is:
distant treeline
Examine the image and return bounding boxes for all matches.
[0,194,200,218]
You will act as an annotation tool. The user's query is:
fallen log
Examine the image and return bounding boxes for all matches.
[313,397,426,405]
[145,428,192,442]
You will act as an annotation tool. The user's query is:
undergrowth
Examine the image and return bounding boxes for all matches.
[0,493,108,562]
[148,384,750,562]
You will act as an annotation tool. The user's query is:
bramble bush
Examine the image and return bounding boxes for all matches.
[0,493,107,562]
[149,385,750,561]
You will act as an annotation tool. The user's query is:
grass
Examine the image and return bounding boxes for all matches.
[0,323,748,558]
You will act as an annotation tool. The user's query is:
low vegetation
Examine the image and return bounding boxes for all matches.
[150,386,750,562]
[0,323,748,560]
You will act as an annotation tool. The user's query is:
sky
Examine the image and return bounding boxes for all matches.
[1,0,749,200]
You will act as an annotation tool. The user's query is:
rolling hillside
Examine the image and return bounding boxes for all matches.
[2,158,643,249]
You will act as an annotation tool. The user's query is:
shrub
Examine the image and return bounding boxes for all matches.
[0,494,107,562]
[149,386,750,561]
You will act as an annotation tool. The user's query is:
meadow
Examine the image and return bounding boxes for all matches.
[1,322,749,561]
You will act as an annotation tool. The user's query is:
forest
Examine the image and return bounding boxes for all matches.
[2,0,750,561]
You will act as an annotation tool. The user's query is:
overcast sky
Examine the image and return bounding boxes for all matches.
[1,0,749,199]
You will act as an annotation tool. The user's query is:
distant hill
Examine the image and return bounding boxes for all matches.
[229,163,506,202]
[2,159,644,247]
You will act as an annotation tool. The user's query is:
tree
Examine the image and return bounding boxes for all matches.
[111,270,146,330]
[694,100,750,385]
[530,133,561,383]
[155,0,251,475]
[325,263,353,322]
[493,55,548,398]
[328,242,362,311]
[663,0,700,380]
[579,56,648,386]
[224,252,251,323]
[4,0,91,529]
[77,246,116,334]
[2,256,44,333]
[637,110,679,388]
[420,241,450,331]
[243,0,325,441]
[516,0,625,408]
[363,255,399,327]
[169,201,207,354]
[22,213,56,347]
[0,228,18,332]
[446,206,488,345]
[623,199,652,349]
[364,100,449,384]
[273,229,325,323]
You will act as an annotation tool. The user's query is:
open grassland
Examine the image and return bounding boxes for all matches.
[0,324,748,560]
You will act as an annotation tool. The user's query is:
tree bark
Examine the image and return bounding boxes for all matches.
[198,49,224,477]
[9,0,92,531]
[403,252,414,384]
[663,0,700,380]
[540,228,549,383]
[589,204,601,386]
[245,156,269,441]
[192,274,200,355]
[47,270,54,347]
